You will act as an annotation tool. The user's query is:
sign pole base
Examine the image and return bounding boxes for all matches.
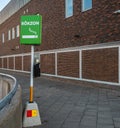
[23,101,42,127]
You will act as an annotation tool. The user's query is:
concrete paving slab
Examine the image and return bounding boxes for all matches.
[1,70,120,128]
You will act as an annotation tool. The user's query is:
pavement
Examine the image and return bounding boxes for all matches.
[1,70,120,128]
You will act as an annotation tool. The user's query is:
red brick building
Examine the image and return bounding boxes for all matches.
[0,0,120,85]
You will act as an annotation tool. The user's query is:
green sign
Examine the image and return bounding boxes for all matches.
[20,15,42,45]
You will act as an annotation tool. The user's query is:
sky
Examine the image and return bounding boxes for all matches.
[0,0,11,11]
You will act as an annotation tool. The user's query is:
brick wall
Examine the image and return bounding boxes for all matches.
[0,58,2,68]
[15,56,22,70]
[3,58,7,69]
[41,54,55,75]
[82,48,118,82]
[9,57,14,69]
[0,0,120,56]
[23,56,30,71]
[0,46,119,84]
[57,51,79,78]
[0,0,120,84]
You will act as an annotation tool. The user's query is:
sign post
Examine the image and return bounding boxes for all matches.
[30,45,34,103]
[20,15,42,127]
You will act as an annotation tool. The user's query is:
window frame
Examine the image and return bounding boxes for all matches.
[8,30,11,41]
[12,27,15,39]
[82,0,92,12]
[16,25,20,37]
[65,0,73,18]
[2,33,5,43]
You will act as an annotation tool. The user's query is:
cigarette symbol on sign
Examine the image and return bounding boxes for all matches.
[22,28,38,39]
[29,28,37,35]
